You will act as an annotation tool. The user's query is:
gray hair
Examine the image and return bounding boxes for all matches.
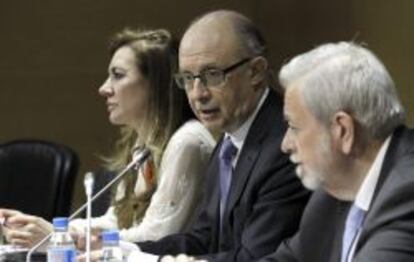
[279,42,405,139]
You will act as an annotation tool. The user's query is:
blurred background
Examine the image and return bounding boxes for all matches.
[0,0,412,210]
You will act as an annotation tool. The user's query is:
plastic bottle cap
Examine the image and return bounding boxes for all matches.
[101,230,120,242]
[53,217,69,229]
[63,249,76,262]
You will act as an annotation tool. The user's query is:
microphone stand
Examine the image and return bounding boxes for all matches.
[84,172,94,262]
[25,148,150,262]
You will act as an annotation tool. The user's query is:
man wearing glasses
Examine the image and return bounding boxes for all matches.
[129,10,310,262]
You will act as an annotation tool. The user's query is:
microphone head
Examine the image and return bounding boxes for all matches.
[84,172,94,195]
[132,148,151,164]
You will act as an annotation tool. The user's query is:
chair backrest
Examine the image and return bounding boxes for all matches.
[0,139,79,221]
[91,169,113,217]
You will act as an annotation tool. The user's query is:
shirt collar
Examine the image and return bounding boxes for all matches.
[354,135,392,211]
[225,87,269,153]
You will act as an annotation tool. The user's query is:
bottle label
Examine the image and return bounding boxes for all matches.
[47,247,76,262]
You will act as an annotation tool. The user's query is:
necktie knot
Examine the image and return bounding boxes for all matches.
[346,205,365,229]
[219,137,237,162]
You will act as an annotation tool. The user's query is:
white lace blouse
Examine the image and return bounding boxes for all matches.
[70,120,216,242]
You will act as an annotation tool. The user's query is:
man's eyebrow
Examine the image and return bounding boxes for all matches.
[180,62,219,73]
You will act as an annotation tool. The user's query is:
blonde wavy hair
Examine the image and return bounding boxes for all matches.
[102,28,188,229]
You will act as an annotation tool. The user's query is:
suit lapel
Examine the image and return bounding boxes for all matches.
[223,92,276,221]
[353,126,407,254]
[332,201,352,261]
[303,191,350,262]
[224,130,263,216]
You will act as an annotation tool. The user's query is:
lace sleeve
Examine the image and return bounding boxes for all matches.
[69,206,119,234]
[119,121,215,242]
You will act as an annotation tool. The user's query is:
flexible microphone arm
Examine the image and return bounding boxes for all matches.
[25,148,151,262]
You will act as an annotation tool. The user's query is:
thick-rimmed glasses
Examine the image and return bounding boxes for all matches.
[174,57,251,90]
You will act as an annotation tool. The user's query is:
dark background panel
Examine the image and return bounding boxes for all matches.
[0,0,412,210]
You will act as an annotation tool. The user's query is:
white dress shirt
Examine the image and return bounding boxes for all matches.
[226,88,269,166]
[347,135,392,261]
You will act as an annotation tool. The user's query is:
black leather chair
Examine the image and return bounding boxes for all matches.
[90,169,113,217]
[0,139,79,221]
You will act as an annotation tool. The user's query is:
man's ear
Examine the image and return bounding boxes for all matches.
[249,56,268,88]
[330,111,355,155]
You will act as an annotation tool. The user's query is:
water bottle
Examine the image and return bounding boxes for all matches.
[47,217,76,262]
[100,230,123,262]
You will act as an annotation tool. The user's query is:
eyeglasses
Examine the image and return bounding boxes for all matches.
[174,57,252,90]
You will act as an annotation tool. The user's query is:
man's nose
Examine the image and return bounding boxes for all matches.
[190,78,211,100]
[281,131,293,154]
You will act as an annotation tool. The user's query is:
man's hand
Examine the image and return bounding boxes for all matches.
[76,250,103,262]
[72,227,103,251]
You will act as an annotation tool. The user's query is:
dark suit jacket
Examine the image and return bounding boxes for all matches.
[138,90,310,261]
[260,126,414,262]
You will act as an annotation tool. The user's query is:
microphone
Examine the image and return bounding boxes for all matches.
[84,172,94,197]
[83,172,94,262]
[25,148,151,262]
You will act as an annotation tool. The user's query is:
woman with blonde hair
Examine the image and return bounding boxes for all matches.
[0,28,216,246]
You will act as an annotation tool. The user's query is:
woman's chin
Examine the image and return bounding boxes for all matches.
[108,116,124,126]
